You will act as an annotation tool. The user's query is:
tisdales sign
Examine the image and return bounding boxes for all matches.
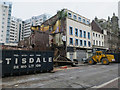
[5,55,52,69]
[2,50,54,76]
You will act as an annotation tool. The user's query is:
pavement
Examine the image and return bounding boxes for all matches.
[1,63,120,89]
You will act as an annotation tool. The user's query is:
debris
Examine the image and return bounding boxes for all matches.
[14,85,18,87]
[60,66,67,69]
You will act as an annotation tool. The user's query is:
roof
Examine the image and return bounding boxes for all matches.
[91,20,103,34]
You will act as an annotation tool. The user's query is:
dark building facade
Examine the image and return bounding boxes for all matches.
[92,14,120,52]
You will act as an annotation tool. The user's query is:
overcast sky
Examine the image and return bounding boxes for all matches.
[3,0,120,21]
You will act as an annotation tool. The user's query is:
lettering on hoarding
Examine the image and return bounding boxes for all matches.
[15,58,18,64]
[13,64,42,69]
[21,65,27,68]
[49,57,52,62]
[13,65,19,69]
[43,58,46,62]
[30,55,34,56]
[36,64,41,67]
[22,55,27,56]
[22,58,27,64]
[5,55,53,70]
[36,58,41,63]
[29,64,34,68]
[14,54,19,56]
[36,54,41,56]
[6,58,11,64]
[29,58,34,63]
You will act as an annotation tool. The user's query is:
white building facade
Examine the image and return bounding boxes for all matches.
[64,9,92,61]
[23,14,51,38]
[9,16,23,46]
[92,31,104,47]
[0,2,12,45]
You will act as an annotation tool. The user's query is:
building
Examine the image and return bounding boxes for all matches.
[9,16,23,46]
[18,30,50,51]
[91,20,106,51]
[23,14,51,39]
[93,14,120,52]
[0,2,12,45]
[42,9,92,61]
[65,9,92,61]
[92,31,104,47]
[9,14,51,45]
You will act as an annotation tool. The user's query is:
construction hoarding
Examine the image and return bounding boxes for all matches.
[1,50,54,77]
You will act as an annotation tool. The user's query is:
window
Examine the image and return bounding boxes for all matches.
[75,39,78,46]
[84,40,87,46]
[3,9,5,12]
[7,33,9,36]
[96,34,97,37]
[73,15,77,20]
[80,40,82,46]
[84,31,86,38]
[79,30,82,37]
[75,28,78,36]
[102,35,103,39]
[93,33,95,36]
[2,26,4,28]
[87,21,90,25]
[99,35,100,38]
[88,41,91,47]
[99,41,101,46]
[102,42,104,46]
[68,12,72,18]
[6,38,9,40]
[69,26,73,35]
[93,40,95,45]
[69,38,73,45]
[3,14,5,16]
[83,19,86,23]
[96,40,98,45]
[88,32,90,39]
[9,9,11,13]
[78,17,81,22]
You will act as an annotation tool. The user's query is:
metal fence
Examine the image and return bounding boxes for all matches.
[1,50,54,77]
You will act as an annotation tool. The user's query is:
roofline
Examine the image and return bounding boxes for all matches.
[64,8,90,21]
[93,20,103,30]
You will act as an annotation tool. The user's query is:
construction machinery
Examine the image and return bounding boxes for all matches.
[87,51,115,65]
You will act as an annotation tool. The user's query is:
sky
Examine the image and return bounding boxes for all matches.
[2,0,120,21]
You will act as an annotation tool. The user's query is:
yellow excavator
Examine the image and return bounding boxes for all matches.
[88,51,115,65]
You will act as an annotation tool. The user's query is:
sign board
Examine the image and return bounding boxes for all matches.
[1,50,54,77]
[62,35,66,41]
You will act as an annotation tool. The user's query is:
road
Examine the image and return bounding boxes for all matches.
[1,63,119,89]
